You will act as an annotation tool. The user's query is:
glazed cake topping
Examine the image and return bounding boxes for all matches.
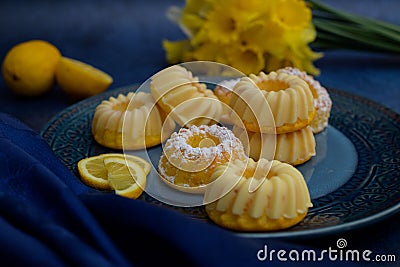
[91,92,175,149]
[150,65,223,126]
[206,158,313,219]
[230,71,315,133]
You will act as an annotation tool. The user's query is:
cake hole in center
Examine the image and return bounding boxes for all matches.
[199,137,216,148]
[258,80,288,92]
[189,134,221,148]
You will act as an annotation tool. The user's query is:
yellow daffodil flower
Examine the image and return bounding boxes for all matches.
[164,0,321,75]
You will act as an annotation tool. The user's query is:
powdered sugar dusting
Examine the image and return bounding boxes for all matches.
[159,124,246,184]
[164,124,244,160]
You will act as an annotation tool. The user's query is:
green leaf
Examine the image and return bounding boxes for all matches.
[310,0,400,34]
[309,0,400,53]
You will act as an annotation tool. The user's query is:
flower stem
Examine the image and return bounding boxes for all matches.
[309,0,400,53]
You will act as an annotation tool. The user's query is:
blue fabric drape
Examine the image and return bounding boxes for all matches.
[0,113,356,266]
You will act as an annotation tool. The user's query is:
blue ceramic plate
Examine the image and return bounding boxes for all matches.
[41,85,400,238]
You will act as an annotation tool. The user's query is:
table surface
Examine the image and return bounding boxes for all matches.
[1,1,399,266]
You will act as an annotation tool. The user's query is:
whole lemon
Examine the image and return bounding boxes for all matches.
[55,57,113,99]
[2,40,61,96]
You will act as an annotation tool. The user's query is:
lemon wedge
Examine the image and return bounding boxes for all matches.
[55,56,113,99]
[104,157,146,199]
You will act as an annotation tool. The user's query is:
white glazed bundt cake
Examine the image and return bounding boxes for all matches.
[92,92,175,150]
[229,71,315,134]
[150,65,223,126]
[205,158,313,231]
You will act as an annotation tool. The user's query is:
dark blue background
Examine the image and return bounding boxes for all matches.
[0,1,399,266]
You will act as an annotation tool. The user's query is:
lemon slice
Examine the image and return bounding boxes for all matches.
[77,154,111,190]
[77,153,150,192]
[55,56,113,99]
[104,157,146,199]
[103,153,151,176]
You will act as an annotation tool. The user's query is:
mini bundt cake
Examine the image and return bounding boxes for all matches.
[205,158,313,231]
[229,71,315,134]
[92,92,175,150]
[150,65,223,126]
[158,124,247,193]
[233,125,316,165]
[277,67,332,133]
